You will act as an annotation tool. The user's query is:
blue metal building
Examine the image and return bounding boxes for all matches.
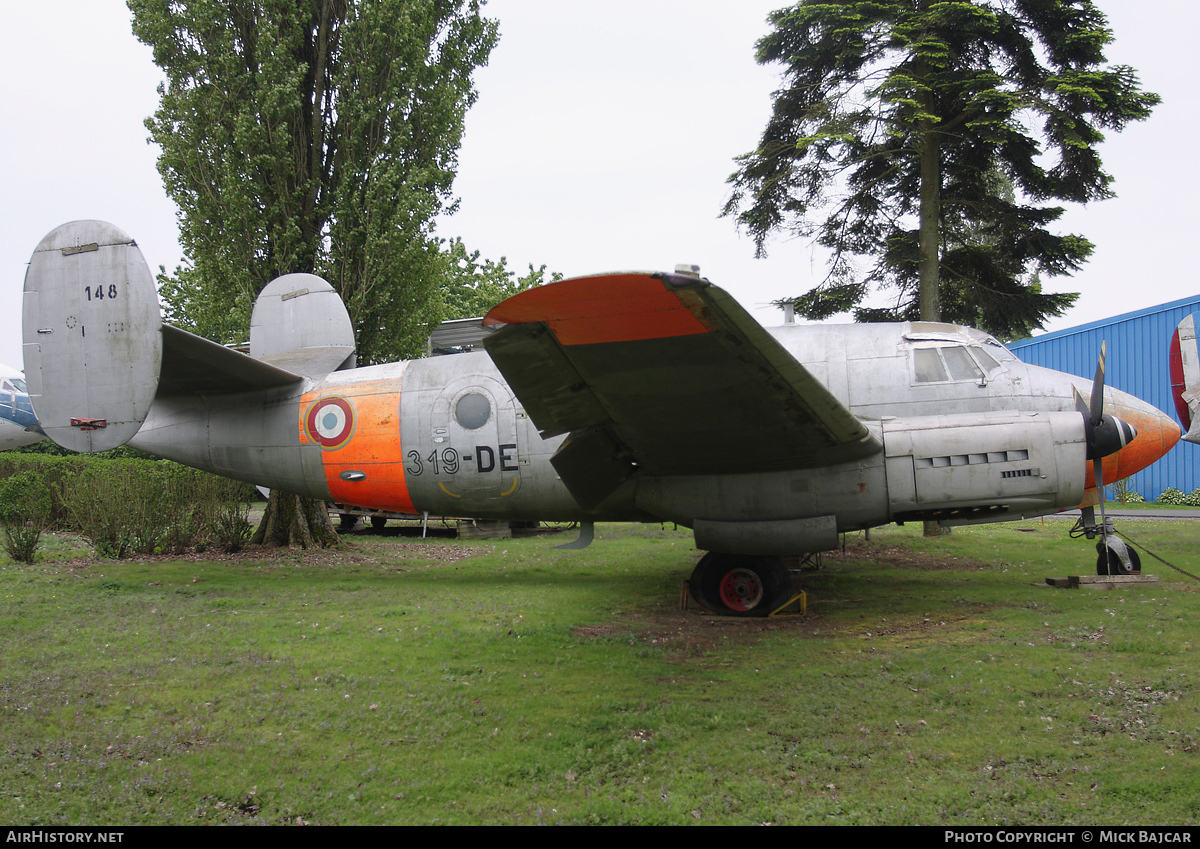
[1007,295,1200,501]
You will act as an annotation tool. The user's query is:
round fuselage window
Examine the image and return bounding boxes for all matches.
[455,392,491,430]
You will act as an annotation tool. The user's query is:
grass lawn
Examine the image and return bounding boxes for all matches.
[1,517,1197,825]
[1102,502,1200,512]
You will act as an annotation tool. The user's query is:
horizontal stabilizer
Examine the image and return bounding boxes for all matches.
[159,325,304,396]
[23,222,312,453]
[1169,313,1200,444]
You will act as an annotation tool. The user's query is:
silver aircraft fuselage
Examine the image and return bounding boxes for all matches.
[127,320,1179,544]
[21,221,1183,561]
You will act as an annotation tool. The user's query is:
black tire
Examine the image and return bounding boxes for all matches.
[370,516,387,529]
[689,553,791,617]
[1096,542,1141,575]
[338,513,358,531]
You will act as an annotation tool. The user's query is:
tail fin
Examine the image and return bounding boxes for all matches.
[23,222,355,455]
[22,221,162,452]
[1169,313,1200,445]
[249,273,356,376]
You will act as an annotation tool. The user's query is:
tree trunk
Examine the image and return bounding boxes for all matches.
[917,119,941,321]
[251,490,340,548]
[917,52,947,539]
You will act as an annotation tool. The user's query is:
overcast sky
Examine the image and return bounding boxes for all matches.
[2,1,1195,372]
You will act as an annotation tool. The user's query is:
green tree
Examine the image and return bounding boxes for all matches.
[724,0,1158,337]
[130,0,498,364]
[130,0,497,547]
[439,238,561,321]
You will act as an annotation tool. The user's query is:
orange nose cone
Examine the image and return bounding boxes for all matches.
[1080,395,1182,506]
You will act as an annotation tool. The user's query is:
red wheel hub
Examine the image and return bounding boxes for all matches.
[718,568,764,611]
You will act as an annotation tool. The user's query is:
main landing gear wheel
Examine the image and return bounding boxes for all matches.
[1096,541,1141,576]
[689,553,791,617]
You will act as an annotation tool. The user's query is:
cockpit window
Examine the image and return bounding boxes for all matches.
[973,346,1001,373]
[11,379,26,393]
[914,348,948,382]
[943,346,984,381]
[914,344,1003,383]
[983,337,1017,362]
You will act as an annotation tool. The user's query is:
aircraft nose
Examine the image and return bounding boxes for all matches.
[1094,390,1181,487]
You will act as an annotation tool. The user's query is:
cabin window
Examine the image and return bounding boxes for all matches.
[455,392,491,430]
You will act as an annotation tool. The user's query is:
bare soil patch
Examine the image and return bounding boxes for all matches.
[825,538,989,571]
[41,539,484,572]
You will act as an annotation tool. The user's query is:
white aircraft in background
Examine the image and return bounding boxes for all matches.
[0,362,43,450]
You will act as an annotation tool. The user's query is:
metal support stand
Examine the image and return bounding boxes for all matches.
[769,591,807,617]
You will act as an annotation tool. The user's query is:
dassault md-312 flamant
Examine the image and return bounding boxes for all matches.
[21,221,1198,615]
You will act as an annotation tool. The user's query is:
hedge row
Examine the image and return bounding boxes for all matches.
[1155,487,1200,507]
[0,455,256,559]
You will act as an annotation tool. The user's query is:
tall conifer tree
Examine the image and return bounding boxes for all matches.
[724,0,1158,337]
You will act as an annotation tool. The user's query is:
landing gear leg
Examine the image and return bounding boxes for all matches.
[1074,506,1140,575]
[689,553,792,617]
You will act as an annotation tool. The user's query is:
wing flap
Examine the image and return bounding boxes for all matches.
[481,322,609,434]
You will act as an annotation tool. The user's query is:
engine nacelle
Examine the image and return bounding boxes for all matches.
[882,410,1087,524]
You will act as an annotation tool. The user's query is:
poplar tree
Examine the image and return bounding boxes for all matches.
[129,0,497,546]
[439,238,561,321]
[130,0,498,364]
[724,0,1159,337]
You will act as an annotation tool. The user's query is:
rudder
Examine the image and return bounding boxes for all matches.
[22,221,162,452]
[1169,313,1200,445]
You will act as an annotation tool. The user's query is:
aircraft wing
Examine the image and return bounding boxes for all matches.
[483,273,880,508]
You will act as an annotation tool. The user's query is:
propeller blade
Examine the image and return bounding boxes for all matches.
[1073,386,1090,418]
[1089,341,1106,428]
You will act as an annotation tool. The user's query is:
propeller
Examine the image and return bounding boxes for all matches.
[1074,342,1138,573]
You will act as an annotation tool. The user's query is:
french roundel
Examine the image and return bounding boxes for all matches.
[306,396,356,450]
